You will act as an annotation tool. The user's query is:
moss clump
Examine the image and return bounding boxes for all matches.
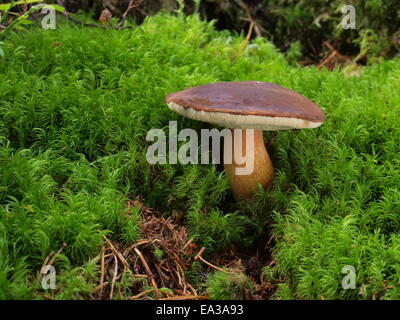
[203,0,400,62]
[207,268,253,300]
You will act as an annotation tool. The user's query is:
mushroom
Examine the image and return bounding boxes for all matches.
[166,81,324,199]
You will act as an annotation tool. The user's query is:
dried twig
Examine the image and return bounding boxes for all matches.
[130,274,148,279]
[318,50,337,69]
[129,289,155,300]
[187,282,198,296]
[92,282,109,294]
[103,235,130,270]
[155,264,167,288]
[182,237,194,251]
[109,255,118,299]
[99,245,106,297]
[160,295,209,300]
[48,242,67,266]
[38,243,67,281]
[323,41,348,60]
[318,41,350,69]
[117,285,124,300]
[194,247,226,273]
[123,239,154,255]
[133,247,160,298]
[118,0,143,27]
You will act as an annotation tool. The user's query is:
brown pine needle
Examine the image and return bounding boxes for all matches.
[129,289,155,300]
[103,235,130,269]
[182,237,194,251]
[99,245,106,297]
[109,255,118,300]
[38,243,67,281]
[194,247,206,260]
[134,247,160,298]
[47,242,67,266]
[187,282,198,296]
[194,247,226,273]
[130,274,148,278]
[92,282,109,294]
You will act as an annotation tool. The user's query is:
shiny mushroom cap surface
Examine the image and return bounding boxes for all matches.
[166,81,324,130]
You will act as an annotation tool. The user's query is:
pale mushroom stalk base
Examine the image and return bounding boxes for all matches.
[224,129,274,199]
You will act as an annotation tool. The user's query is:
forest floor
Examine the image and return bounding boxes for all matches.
[0,13,400,299]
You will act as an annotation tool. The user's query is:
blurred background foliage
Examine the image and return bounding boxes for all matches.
[1,0,399,64]
[57,0,400,64]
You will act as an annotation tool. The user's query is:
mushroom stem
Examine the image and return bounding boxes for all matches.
[223,129,273,199]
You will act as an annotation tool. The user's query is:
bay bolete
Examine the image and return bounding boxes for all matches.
[166,81,324,199]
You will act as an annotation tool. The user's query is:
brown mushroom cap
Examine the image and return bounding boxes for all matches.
[166,81,324,130]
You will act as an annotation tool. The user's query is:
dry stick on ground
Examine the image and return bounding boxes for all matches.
[160,295,209,301]
[318,41,351,69]
[133,247,160,298]
[103,235,129,271]
[129,289,155,300]
[182,237,194,252]
[194,247,226,273]
[41,252,53,270]
[155,264,168,288]
[117,284,124,300]
[118,0,143,27]
[92,282,109,295]
[323,41,349,61]
[264,235,275,252]
[317,50,337,69]
[99,245,106,298]
[122,239,154,256]
[160,262,177,286]
[187,283,198,296]
[172,251,191,294]
[176,262,189,294]
[130,274,148,279]
[109,255,119,300]
[48,242,67,266]
[174,262,183,288]
[165,259,182,289]
[37,243,67,281]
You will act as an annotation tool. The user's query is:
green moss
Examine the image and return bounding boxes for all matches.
[0,12,399,299]
[207,268,253,300]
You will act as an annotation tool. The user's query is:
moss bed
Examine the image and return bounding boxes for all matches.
[0,13,399,299]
